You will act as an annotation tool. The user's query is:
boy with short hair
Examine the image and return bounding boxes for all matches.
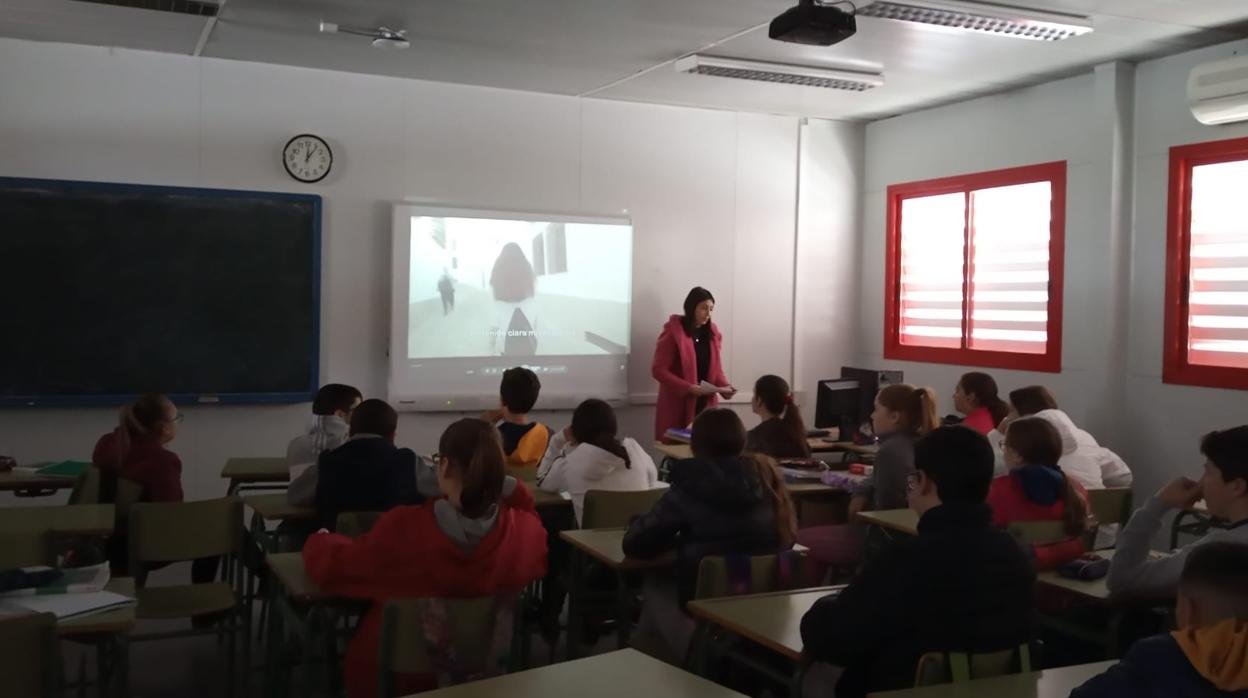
[314,399,420,530]
[800,427,1036,697]
[482,367,551,469]
[287,383,362,507]
[1107,426,1248,597]
[1072,542,1248,697]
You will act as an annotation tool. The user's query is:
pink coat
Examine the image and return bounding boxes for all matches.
[652,314,729,441]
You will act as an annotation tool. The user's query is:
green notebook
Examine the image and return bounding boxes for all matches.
[36,460,90,478]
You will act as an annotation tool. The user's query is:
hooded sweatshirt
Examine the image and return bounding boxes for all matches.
[622,454,784,605]
[988,410,1132,490]
[1070,619,1248,698]
[535,429,661,525]
[286,414,350,507]
[303,477,547,698]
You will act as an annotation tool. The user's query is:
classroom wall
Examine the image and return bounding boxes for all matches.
[0,37,863,501]
[855,37,1248,504]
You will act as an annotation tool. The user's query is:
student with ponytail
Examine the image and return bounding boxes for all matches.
[537,398,659,526]
[988,417,1091,570]
[92,393,184,503]
[954,372,1009,435]
[747,375,812,460]
[303,418,547,698]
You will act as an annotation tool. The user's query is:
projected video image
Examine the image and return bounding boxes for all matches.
[408,216,632,359]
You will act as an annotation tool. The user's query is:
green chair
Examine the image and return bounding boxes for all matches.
[506,467,537,485]
[128,497,245,698]
[377,594,519,697]
[335,511,383,538]
[581,488,667,529]
[0,530,52,570]
[693,551,817,601]
[1006,521,1070,546]
[0,612,62,698]
[1088,487,1133,530]
[67,465,102,505]
[914,644,1033,686]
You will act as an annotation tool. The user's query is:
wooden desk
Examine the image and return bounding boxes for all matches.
[532,488,572,510]
[657,441,875,462]
[59,576,136,698]
[0,503,115,536]
[220,457,289,495]
[406,648,749,698]
[856,508,919,535]
[687,586,841,662]
[867,660,1114,697]
[58,577,137,637]
[266,551,326,604]
[244,494,315,524]
[0,469,78,496]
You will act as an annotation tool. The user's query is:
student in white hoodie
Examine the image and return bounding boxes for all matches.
[987,385,1132,490]
[286,383,362,507]
[537,398,660,526]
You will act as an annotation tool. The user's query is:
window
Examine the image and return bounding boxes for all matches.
[1165,137,1248,390]
[884,162,1066,372]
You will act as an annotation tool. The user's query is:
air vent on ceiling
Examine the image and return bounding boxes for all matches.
[857,1,1092,41]
[73,0,220,17]
[675,55,884,92]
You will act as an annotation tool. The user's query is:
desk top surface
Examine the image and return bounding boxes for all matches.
[243,493,315,522]
[686,586,842,661]
[266,551,326,603]
[57,577,136,637]
[0,469,78,492]
[404,649,749,698]
[867,661,1115,697]
[558,527,674,571]
[220,457,289,482]
[856,508,919,535]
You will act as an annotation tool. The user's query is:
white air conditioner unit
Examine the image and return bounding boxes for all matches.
[1189,54,1248,126]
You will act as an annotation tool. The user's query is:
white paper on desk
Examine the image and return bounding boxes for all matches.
[2,590,135,620]
[697,381,731,396]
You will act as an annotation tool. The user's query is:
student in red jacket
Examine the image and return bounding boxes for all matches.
[92,393,184,503]
[303,418,547,698]
[953,372,1009,435]
[987,417,1090,570]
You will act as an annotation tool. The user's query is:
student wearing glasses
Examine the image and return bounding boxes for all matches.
[92,393,186,503]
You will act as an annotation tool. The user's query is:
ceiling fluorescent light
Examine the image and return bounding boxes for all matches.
[857,1,1092,41]
[674,55,884,92]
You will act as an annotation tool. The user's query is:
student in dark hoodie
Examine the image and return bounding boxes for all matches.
[624,407,796,659]
[314,399,420,530]
[1071,541,1248,698]
[800,426,1037,698]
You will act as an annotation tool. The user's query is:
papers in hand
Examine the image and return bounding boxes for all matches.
[697,381,732,396]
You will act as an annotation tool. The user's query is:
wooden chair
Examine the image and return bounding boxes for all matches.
[506,466,537,485]
[377,594,520,697]
[0,613,62,698]
[67,465,102,505]
[1006,521,1069,546]
[128,497,246,698]
[581,488,667,529]
[335,511,383,538]
[1087,488,1133,529]
[914,644,1033,686]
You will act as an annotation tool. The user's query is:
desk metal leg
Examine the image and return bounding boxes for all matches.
[615,571,631,649]
[566,548,585,660]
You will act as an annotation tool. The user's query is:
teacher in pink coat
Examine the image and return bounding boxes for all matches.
[652,287,737,441]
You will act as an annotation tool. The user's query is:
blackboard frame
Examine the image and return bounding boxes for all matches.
[0,176,322,407]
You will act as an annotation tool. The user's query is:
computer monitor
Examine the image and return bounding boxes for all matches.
[815,379,861,438]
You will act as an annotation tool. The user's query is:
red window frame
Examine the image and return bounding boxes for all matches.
[883,161,1066,372]
[1164,137,1248,390]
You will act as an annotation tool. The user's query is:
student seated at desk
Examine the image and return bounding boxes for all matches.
[746,375,811,460]
[987,385,1131,489]
[1072,542,1248,698]
[800,427,1036,698]
[1108,426,1248,597]
[93,393,183,503]
[952,372,1009,435]
[286,383,362,507]
[481,366,551,470]
[536,398,659,526]
[624,408,796,659]
[797,384,938,570]
[314,399,420,530]
[303,418,547,698]
[987,417,1090,570]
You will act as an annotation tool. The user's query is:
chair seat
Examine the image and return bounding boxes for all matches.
[137,582,236,620]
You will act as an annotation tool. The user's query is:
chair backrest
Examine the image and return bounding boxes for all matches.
[68,466,102,505]
[335,511,383,538]
[1087,488,1133,529]
[0,612,62,698]
[129,497,243,570]
[505,466,537,484]
[378,594,519,697]
[581,488,667,529]
[0,531,52,569]
[914,644,1032,686]
[694,551,817,600]
[114,478,143,523]
[1006,521,1069,546]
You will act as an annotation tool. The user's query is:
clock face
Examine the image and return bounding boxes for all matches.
[283,134,332,183]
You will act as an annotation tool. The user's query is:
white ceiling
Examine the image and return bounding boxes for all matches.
[2,0,1248,120]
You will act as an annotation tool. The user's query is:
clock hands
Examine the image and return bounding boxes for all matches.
[305,146,314,163]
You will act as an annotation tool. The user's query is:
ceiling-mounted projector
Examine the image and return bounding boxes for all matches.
[769,0,857,46]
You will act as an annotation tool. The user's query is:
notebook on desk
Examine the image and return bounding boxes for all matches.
[1,590,135,620]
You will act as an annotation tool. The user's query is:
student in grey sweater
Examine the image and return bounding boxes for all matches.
[287,384,361,507]
[1107,426,1248,597]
